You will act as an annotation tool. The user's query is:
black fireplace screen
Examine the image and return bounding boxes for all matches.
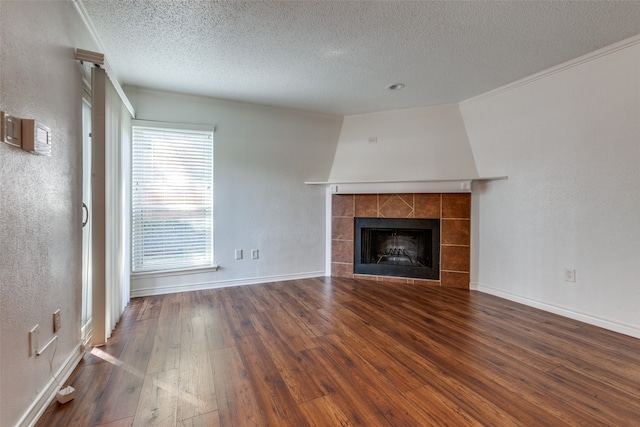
[354,218,440,280]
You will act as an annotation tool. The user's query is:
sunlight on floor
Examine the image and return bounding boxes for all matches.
[90,347,208,409]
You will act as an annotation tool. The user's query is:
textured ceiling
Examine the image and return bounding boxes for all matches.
[81,1,640,116]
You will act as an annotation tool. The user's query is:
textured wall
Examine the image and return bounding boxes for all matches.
[460,40,640,337]
[0,2,97,425]
[126,88,343,296]
[328,104,479,183]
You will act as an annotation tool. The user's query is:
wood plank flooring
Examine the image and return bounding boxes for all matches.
[36,277,640,426]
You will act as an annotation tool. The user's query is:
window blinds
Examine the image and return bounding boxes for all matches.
[132,125,214,273]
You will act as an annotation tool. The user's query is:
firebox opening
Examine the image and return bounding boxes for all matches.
[364,228,432,268]
[355,218,440,280]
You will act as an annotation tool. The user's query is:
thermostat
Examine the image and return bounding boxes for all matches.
[21,119,51,156]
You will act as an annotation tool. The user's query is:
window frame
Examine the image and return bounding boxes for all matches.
[130,120,216,275]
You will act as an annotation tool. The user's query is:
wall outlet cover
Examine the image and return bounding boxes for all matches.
[564,268,576,282]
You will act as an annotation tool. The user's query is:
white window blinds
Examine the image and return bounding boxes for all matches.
[132,125,214,273]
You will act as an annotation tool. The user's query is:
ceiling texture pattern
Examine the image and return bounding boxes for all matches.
[81,0,640,116]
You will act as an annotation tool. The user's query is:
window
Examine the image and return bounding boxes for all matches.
[131,124,214,273]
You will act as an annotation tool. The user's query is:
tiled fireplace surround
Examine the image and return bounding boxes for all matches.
[331,193,471,289]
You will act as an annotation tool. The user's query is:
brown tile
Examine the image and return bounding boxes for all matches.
[412,278,441,287]
[354,274,377,282]
[332,217,354,241]
[379,276,410,284]
[442,194,471,219]
[332,240,354,263]
[397,194,414,207]
[331,263,353,278]
[379,194,413,218]
[441,245,470,272]
[378,194,393,209]
[414,194,441,218]
[442,219,470,245]
[441,271,470,289]
[355,194,378,218]
[332,194,354,217]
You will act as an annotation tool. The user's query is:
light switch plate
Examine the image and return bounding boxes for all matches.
[53,309,61,333]
[1,111,22,147]
[0,111,5,143]
[29,325,39,357]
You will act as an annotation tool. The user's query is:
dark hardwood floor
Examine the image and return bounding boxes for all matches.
[37,277,640,426]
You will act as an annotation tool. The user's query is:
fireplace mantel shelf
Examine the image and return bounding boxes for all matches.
[305,176,507,185]
[305,176,507,194]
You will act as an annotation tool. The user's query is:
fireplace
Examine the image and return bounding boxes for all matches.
[331,193,470,288]
[355,218,440,280]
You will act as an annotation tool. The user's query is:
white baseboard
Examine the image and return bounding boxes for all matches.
[131,271,327,297]
[18,343,85,427]
[473,283,640,339]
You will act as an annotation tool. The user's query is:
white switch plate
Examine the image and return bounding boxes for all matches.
[1,111,22,147]
[29,325,39,356]
[53,309,61,333]
[251,249,259,259]
[235,249,243,260]
[0,111,6,143]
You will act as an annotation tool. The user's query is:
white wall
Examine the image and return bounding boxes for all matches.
[460,38,640,337]
[329,104,479,183]
[0,2,97,425]
[126,88,343,296]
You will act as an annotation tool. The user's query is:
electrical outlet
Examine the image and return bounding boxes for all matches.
[564,268,576,282]
[29,325,39,356]
[251,249,259,259]
[53,309,61,333]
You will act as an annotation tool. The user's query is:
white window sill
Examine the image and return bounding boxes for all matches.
[131,264,219,279]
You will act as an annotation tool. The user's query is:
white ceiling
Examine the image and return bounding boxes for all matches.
[81,0,640,116]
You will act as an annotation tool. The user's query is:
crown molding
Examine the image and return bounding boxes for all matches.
[71,0,135,117]
[461,33,640,107]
